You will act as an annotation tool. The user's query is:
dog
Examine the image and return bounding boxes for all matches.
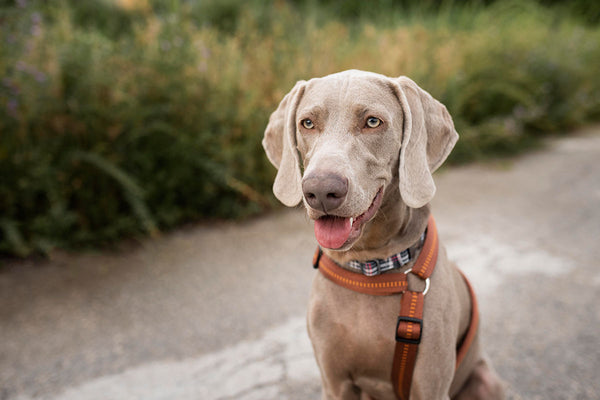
[263,70,504,399]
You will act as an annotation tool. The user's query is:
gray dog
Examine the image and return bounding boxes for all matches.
[263,70,504,400]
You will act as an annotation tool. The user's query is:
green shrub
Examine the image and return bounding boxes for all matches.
[1,0,600,257]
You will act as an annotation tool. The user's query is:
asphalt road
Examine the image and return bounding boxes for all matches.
[1,127,599,400]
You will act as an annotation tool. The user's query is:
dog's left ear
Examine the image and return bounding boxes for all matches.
[390,76,458,208]
[262,81,306,207]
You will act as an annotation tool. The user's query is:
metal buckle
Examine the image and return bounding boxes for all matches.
[395,316,423,344]
[403,268,430,295]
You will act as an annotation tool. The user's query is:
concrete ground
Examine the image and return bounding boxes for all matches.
[1,127,599,400]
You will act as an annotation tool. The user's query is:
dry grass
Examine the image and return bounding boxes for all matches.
[1,0,599,256]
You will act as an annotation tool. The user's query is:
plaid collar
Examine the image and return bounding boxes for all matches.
[346,230,427,277]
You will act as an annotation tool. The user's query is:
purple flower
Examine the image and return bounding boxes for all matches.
[31,25,42,37]
[16,61,26,72]
[7,99,19,118]
[34,71,46,83]
[2,78,20,95]
[31,12,42,25]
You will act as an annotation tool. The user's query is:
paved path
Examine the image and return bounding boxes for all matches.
[1,128,599,400]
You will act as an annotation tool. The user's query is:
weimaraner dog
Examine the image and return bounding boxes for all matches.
[263,70,504,399]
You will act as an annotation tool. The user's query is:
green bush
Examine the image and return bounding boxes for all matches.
[1,0,600,257]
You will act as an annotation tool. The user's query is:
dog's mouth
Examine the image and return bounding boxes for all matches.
[313,187,384,250]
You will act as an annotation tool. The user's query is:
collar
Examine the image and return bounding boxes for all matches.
[312,215,438,296]
[346,231,426,276]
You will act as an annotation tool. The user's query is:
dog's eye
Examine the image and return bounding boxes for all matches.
[366,117,382,128]
[301,119,315,129]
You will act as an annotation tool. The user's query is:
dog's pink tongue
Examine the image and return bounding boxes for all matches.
[314,216,352,249]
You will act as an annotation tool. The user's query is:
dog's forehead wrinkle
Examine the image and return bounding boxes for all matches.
[350,103,390,120]
[307,73,390,102]
[298,104,327,120]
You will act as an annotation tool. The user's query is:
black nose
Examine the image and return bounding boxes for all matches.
[302,172,348,212]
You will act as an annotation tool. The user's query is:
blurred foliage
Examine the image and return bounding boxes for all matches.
[1,0,600,257]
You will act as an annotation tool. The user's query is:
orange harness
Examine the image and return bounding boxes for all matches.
[312,215,479,400]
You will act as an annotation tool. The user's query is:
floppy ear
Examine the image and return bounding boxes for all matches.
[391,76,458,208]
[262,81,306,207]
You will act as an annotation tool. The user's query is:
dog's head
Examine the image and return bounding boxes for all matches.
[263,70,457,251]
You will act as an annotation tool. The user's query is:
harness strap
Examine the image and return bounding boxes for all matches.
[391,215,438,400]
[313,215,478,400]
[455,270,479,368]
[392,290,425,399]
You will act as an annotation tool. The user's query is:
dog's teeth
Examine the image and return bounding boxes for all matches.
[350,217,354,226]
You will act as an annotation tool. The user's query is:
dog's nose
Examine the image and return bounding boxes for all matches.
[302,173,348,212]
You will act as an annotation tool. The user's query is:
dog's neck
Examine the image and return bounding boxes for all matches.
[323,185,431,266]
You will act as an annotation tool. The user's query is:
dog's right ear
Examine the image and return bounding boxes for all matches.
[262,81,306,207]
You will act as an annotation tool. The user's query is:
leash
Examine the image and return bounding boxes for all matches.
[312,215,479,400]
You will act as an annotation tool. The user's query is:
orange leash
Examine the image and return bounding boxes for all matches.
[313,215,478,399]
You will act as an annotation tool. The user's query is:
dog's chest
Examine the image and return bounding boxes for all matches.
[308,273,401,376]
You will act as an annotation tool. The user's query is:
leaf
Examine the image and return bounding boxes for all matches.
[70,151,159,236]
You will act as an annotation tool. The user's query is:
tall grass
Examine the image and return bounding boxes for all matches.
[1,0,599,256]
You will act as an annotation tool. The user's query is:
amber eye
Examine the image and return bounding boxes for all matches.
[301,119,315,129]
[366,117,382,128]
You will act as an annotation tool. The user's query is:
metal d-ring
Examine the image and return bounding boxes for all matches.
[404,268,431,295]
